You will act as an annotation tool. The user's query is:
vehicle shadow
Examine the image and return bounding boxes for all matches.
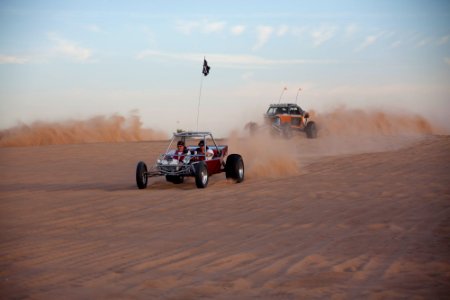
[0,182,136,192]
[146,177,221,191]
[0,175,228,193]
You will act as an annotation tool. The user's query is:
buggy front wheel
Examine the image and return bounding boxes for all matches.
[194,161,209,188]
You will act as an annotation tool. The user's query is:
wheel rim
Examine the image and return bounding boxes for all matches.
[142,172,147,184]
[201,170,208,185]
[238,162,244,179]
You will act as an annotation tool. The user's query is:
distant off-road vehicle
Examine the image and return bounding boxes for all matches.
[265,103,317,138]
[136,131,244,189]
[247,103,317,139]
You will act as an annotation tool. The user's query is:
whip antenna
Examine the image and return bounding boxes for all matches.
[278,87,287,104]
[196,57,210,131]
[295,87,302,104]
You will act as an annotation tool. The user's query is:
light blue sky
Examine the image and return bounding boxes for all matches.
[1,0,449,136]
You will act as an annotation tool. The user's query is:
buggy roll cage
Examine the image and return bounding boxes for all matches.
[164,131,221,156]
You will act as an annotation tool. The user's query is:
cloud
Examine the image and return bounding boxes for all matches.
[175,20,200,35]
[438,35,450,45]
[416,38,431,48]
[84,24,104,33]
[135,50,338,68]
[390,40,402,48]
[344,24,357,38]
[445,57,450,66]
[231,25,245,36]
[384,31,396,39]
[203,21,226,33]
[276,25,289,37]
[291,26,307,37]
[0,54,29,64]
[241,72,253,80]
[47,33,92,61]
[354,32,383,52]
[311,26,337,47]
[253,26,274,50]
[140,26,157,45]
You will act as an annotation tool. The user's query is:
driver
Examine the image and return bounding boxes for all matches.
[173,140,189,161]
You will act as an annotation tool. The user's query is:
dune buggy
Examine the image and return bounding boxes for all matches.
[247,103,317,139]
[135,131,244,189]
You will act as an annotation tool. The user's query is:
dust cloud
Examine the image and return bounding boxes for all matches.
[227,131,300,179]
[312,107,438,136]
[0,113,168,147]
[304,107,445,157]
[229,108,444,179]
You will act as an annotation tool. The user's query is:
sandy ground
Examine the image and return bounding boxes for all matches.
[0,134,449,299]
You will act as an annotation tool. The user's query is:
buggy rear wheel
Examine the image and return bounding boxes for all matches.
[305,121,317,139]
[194,161,209,188]
[136,161,148,189]
[225,154,244,183]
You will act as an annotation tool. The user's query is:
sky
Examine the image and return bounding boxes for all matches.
[0,0,449,136]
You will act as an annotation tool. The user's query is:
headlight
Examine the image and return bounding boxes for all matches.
[274,117,280,126]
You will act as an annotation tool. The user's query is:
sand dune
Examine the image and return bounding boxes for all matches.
[0,129,449,298]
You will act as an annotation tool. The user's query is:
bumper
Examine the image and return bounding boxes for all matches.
[147,162,195,177]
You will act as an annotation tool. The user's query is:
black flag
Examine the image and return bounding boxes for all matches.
[202,58,210,76]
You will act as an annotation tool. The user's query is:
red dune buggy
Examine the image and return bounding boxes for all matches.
[136,131,244,189]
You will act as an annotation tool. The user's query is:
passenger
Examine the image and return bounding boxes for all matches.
[197,140,214,160]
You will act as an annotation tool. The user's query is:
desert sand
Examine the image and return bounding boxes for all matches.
[0,127,449,299]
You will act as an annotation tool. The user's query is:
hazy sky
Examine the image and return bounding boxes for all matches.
[1,0,449,136]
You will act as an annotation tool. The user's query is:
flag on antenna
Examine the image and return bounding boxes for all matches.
[202,58,210,76]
